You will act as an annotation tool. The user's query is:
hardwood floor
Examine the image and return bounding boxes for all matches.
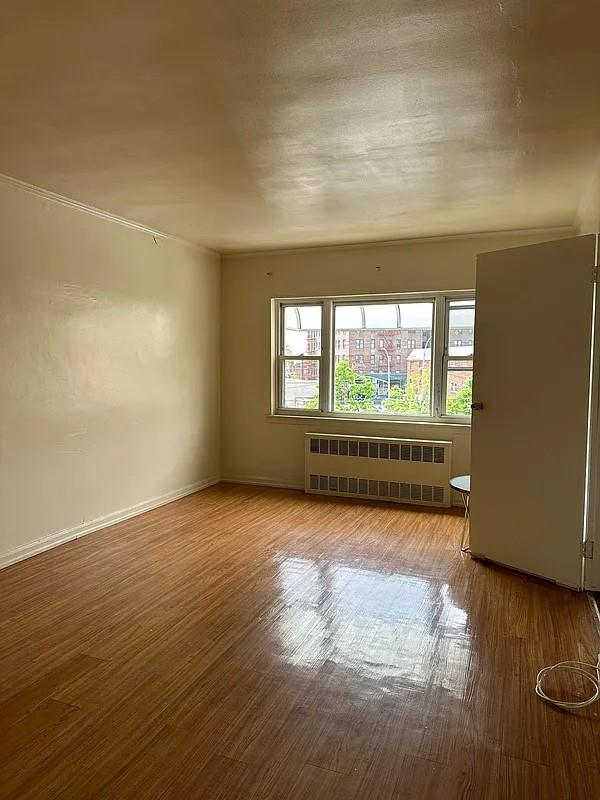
[0,484,599,799]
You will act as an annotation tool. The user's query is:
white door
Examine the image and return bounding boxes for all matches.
[585,237,600,590]
[470,235,598,589]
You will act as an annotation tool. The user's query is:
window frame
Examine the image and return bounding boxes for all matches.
[276,301,325,412]
[272,291,474,424]
[441,296,475,419]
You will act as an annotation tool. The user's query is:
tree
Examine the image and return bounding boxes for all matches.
[334,360,377,411]
[446,376,473,416]
[382,365,430,415]
[304,360,377,411]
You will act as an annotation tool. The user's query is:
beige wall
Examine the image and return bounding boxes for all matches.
[221,229,572,493]
[0,180,576,569]
[0,180,220,566]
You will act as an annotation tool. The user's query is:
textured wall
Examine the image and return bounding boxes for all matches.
[0,181,220,563]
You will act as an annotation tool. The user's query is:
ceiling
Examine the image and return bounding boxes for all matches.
[0,1,598,252]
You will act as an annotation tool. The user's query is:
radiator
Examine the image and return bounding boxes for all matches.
[305,433,452,508]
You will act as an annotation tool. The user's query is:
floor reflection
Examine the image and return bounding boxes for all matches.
[275,555,471,695]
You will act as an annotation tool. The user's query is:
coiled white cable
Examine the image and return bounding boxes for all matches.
[535,654,600,709]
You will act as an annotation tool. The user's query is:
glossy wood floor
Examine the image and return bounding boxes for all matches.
[1,484,599,799]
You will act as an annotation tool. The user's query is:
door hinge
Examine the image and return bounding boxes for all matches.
[593,265,598,283]
[583,540,594,559]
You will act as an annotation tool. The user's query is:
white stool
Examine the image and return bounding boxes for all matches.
[449,474,471,552]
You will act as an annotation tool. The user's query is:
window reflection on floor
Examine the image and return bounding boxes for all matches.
[276,556,470,696]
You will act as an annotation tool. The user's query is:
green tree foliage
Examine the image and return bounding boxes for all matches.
[382,366,430,415]
[304,359,377,411]
[334,360,377,411]
[446,376,473,416]
[304,359,472,417]
[304,395,319,409]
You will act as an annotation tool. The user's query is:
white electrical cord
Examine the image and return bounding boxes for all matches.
[535,653,600,709]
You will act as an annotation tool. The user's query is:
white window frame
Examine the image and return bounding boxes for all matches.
[441,296,475,420]
[272,291,474,424]
[275,302,325,412]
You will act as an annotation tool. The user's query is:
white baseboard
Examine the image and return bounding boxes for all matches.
[221,475,303,491]
[0,477,220,571]
[222,475,464,508]
[1,475,462,571]
[221,475,464,508]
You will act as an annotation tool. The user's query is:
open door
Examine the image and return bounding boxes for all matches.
[470,235,598,589]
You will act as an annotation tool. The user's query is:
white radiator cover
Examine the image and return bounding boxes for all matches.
[305,433,452,508]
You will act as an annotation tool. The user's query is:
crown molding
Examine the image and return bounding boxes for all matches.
[0,171,217,256]
[222,225,575,259]
[0,168,577,259]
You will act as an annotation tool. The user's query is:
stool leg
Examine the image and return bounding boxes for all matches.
[460,494,470,552]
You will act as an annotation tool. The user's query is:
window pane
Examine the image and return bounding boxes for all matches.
[283,305,321,355]
[333,301,433,415]
[445,365,473,416]
[335,305,363,329]
[363,304,398,328]
[445,298,474,415]
[282,359,319,409]
[448,302,475,356]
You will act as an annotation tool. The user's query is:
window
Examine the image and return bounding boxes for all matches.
[278,305,322,409]
[444,299,474,416]
[274,294,474,420]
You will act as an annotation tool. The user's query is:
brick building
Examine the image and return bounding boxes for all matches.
[407,345,473,399]
[300,324,473,389]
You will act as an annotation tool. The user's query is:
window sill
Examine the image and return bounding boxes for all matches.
[266,413,471,431]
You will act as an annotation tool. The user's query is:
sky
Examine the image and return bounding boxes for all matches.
[285,301,474,331]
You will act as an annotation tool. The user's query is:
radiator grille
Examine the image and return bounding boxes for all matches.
[306,433,452,508]
[310,437,446,464]
[309,473,445,505]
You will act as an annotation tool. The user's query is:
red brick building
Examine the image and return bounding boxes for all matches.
[300,323,472,385]
[407,346,473,398]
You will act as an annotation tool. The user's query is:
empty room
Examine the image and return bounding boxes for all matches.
[1,2,600,798]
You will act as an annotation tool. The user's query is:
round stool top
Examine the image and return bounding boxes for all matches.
[449,474,470,495]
